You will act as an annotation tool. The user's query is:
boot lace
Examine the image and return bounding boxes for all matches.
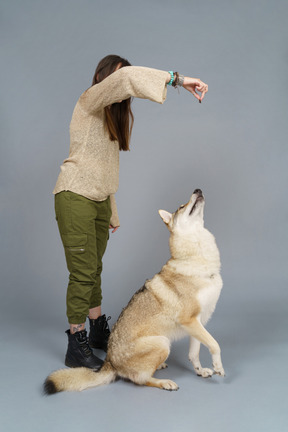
[77,332,93,357]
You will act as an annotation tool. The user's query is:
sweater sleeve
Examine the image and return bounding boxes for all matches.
[78,66,168,114]
[109,194,120,228]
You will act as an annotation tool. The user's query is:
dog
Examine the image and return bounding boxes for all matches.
[44,189,225,394]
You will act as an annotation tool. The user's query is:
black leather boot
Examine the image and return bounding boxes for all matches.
[89,315,111,352]
[65,329,104,369]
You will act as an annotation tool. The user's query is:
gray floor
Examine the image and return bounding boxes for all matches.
[1,277,287,432]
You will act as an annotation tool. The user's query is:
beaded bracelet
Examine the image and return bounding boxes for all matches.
[167,71,174,86]
[172,72,179,87]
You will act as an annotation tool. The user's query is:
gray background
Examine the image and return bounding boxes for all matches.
[1,0,287,431]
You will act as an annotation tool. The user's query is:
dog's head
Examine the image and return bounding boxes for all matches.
[159,189,205,234]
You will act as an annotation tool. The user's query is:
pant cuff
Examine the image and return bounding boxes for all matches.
[67,315,88,325]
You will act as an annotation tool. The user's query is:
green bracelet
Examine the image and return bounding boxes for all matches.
[167,71,174,86]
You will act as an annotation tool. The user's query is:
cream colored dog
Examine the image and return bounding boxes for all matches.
[44,189,225,394]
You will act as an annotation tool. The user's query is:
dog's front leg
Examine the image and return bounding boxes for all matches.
[189,337,213,378]
[183,317,225,377]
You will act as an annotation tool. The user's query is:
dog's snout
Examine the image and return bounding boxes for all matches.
[193,189,202,196]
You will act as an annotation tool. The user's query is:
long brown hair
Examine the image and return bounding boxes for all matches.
[92,55,134,151]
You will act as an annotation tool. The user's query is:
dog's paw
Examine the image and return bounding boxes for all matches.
[157,362,168,370]
[213,366,225,377]
[160,379,179,391]
[195,367,214,378]
[145,377,178,391]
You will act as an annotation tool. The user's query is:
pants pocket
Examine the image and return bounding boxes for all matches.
[62,233,87,251]
[61,233,88,273]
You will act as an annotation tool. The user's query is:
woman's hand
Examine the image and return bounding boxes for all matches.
[183,77,208,102]
[109,225,119,233]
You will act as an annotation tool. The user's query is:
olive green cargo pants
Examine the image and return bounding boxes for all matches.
[55,191,111,324]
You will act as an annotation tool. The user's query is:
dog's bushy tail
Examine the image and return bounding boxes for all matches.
[43,361,117,395]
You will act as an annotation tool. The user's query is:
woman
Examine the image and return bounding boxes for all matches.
[53,54,208,369]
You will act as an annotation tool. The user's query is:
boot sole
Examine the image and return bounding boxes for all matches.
[65,359,103,370]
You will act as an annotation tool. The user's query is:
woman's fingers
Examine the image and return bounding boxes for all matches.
[183,78,208,101]
[192,90,201,101]
[109,225,120,233]
[196,81,208,101]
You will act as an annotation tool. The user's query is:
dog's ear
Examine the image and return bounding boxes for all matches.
[158,210,172,225]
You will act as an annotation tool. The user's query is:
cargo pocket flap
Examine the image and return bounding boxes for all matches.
[62,233,87,247]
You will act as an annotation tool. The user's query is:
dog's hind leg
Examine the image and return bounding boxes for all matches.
[188,337,213,378]
[183,318,225,377]
[126,336,178,391]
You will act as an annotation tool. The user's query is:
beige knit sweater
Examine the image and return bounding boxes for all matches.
[53,66,168,227]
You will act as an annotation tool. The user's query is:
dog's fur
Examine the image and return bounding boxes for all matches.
[44,189,225,394]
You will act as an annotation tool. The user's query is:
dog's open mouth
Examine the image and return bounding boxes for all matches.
[189,194,204,215]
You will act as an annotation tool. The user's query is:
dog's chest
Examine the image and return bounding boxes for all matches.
[196,274,222,325]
